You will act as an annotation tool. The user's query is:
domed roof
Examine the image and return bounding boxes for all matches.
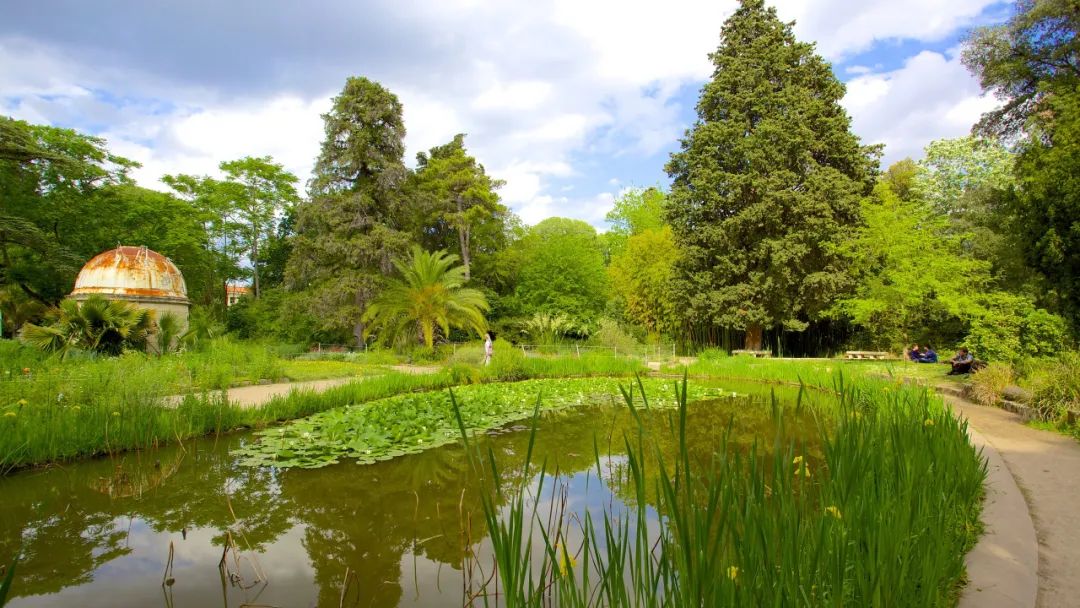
[71,246,189,303]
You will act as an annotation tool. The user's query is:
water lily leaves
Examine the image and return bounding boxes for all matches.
[232,378,711,469]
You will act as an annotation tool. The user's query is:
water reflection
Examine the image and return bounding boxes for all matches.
[0,382,824,607]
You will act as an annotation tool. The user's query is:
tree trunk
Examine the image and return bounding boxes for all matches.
[251,232,261,299]
[353,290,366,350]
[744,323,764,351]
[456,197,471,280]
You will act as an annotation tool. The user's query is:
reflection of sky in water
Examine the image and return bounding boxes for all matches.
[1,384,822,607]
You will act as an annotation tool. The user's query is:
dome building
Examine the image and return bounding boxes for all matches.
[70,246,190,329]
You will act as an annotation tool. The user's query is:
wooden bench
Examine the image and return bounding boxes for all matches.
[732,349,771,358]
[844,351,893,360]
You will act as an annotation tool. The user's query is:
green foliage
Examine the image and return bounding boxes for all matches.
[963,0,1080,138]
[964,292,1069,361]
[519,312,576,345]
[514,218,608,320]
[362,245,489,348]
[467,376,985,605]
[834,183,987,350]
[20,297,155,359]
[604,187,666,256]
[608,226,679,336]
[411,134,508,281]
[664,0,876,347]
[587,318,641,354]
[915,136,1015,215]
[1,117,220,306]
[233,378,711,468]
[166,156,299,299]
[969,363,1016,407]
[1028,352,1080,420]
[287,77,413,345]
[1011,92,1080,326]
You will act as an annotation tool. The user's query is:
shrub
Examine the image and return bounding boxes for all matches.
[587,318,640,355]
[968,363,1014,407]
[1028,352,1080,420]
[965,293,1069,361]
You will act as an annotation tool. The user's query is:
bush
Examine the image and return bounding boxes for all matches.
[965,293,1069,361]
[587,318,640,355]
[968,363,1015,407]
[1028,352,1080,420]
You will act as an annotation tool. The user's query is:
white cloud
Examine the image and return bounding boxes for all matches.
[842,49,999,165]
[1,0,1006,224]
[773,0,1001,59]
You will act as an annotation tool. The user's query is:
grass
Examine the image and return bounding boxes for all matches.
[0,348,647,472]
[457,374,987,606]
[667,350,963,389]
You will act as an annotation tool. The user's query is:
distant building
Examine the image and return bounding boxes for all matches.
[226,284,250,307]
[71,246,190,329]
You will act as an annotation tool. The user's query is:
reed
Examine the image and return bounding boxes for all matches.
[457,374,987,606]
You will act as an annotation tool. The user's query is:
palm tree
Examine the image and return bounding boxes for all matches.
[20,296,155,359]
[363,245,489,348]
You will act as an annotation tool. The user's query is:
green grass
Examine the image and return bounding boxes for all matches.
[0,348,646,472]
[460,375,987,606]
[667,351,963,389]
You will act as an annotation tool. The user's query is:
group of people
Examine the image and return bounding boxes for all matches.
[908,344,975,375]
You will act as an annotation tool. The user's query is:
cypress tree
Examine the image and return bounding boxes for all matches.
[665,0,877,350]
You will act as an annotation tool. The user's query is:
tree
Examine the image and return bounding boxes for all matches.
[963,0,1080,139]
[1010,92,1080,326]
[664,0,877,350]
[362,245,488,348]
[608,226,680,337]
[0,117,136,304]
[218,157,299,298]
[604,187,666,257]
[833,182,990,350]
[286,77,413,346]
[513,218,608,321]
[881,158,921,201]
[412,134,506,280]
[915,136,1015,215]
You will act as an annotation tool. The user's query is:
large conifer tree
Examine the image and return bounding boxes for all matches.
[665,0,877,350]
[287,77,412,346]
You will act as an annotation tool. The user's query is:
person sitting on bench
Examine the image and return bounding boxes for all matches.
[908,344,921,362]
[918,345,938,363]
[947,347,974,375]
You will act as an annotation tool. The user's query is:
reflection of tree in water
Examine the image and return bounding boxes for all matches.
[280,408,612,607]
[0,435,295,599]
[0,389,815,606]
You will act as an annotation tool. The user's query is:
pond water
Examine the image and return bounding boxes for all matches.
[0,379,825,607]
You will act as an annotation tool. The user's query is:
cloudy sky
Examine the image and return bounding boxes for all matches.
[1,0,1010,227]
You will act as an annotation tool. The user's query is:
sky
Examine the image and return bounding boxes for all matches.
[1,0,1013,228]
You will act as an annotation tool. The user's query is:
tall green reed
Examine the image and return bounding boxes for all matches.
[454,373,986,606]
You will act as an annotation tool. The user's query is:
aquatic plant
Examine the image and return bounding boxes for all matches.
[233,377,719,468]
[459,375,986,606]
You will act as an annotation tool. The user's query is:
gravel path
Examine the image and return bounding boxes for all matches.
[948,396,1080,608]
[166,365,441,409]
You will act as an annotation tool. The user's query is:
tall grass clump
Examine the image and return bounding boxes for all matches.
[1028,352,1080,422]
[456,375,986,606]
[968,363,1015,407]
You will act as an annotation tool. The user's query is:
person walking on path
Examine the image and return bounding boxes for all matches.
[484,330,494,365]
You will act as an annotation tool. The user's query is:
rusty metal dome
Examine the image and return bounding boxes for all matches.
[71,246,189,304]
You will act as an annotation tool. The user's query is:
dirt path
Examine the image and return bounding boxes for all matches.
[167,365,441,409]
[948,396,1080,608]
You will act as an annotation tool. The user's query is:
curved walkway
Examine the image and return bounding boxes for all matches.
[947,395,1080,608]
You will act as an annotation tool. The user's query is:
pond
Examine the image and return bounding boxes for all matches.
[0,379,824,607]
